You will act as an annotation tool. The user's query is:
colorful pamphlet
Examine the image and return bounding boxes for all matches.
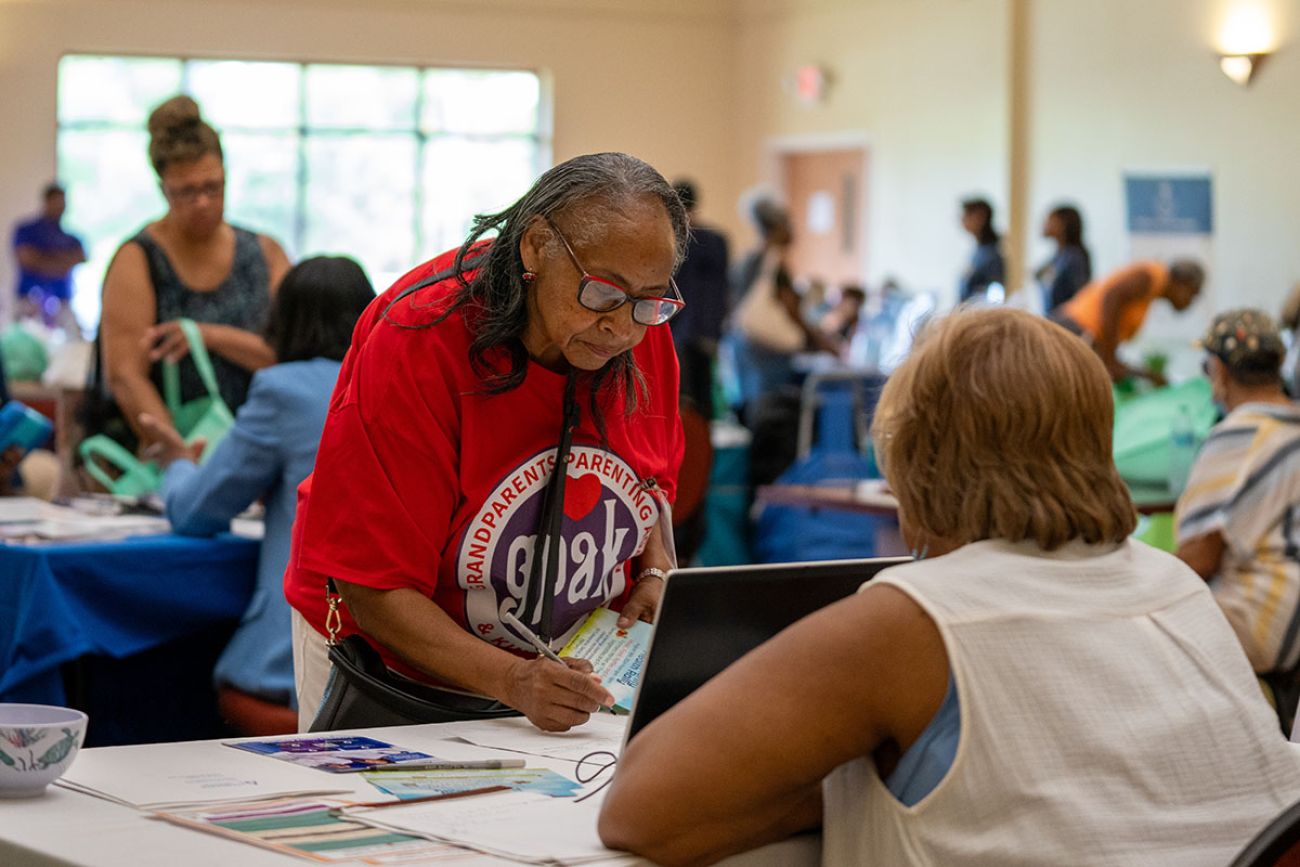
[226,736,439,773]
[153,796,471,864]
[361,767,582,800]
[558,607,652,714]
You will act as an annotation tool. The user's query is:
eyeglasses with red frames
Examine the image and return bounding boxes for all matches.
[545,217,685,327]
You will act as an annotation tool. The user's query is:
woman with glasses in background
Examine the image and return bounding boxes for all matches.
[96,95,290,451]
[284,153,686,733]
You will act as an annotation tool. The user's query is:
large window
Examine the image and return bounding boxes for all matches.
[57,54,550,331]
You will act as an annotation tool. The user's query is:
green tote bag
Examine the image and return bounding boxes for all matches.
[79,436,163,497]
[162,318,235,461]
[80,318,235,495]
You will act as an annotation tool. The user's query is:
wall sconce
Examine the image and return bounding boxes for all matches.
[1219,52,1268,86]
[1216,3,1275,86]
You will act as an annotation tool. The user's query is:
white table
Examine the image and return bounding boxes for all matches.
[0,719,820,867]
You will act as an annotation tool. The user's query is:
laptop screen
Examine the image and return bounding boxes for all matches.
[624,556,909,742]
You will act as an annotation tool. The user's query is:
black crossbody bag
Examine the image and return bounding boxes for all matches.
[309,372,581,731]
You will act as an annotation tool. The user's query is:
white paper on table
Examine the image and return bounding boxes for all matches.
[56,739,377,810]
[853,479,899,510]
[350,788,635,865]
[452,714,628,762]
[0,513,172,542]
[230,517,265,540]
[0,496,61,523]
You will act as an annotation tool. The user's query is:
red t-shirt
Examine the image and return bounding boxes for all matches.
[284,246,684,682]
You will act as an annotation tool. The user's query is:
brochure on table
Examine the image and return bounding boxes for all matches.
[154,796,474,865]
[226,735,441,773]
[362,766,581,800]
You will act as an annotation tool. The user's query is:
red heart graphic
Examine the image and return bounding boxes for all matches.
[564,473,603,522]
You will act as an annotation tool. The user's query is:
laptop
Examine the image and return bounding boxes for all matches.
[624,556,910,743]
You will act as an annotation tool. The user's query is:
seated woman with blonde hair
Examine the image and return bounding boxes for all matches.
[600,307,1300,866]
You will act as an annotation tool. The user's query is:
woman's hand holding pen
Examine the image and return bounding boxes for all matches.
[503,655,614,733]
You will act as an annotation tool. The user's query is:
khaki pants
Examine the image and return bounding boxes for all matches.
[291,609,332,733]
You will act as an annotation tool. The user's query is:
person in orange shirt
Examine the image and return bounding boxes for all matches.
[1053,259,1204,385]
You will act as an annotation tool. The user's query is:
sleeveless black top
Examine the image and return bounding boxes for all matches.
[131,226,271,413]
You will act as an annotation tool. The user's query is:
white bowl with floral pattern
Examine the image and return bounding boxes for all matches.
[0,704,88,797]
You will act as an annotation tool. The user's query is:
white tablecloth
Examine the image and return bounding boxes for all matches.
[0,718,820,867]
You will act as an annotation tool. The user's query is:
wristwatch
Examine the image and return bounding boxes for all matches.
[636,567,669,584]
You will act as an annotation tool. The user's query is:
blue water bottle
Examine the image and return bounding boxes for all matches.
[0,401,54,454]
[1167,404,1197,495]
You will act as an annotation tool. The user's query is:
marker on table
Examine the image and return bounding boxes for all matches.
[336,785,513,812]
[357,759,526,773]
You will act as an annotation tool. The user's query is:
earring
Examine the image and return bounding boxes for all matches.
[522,270,536,283]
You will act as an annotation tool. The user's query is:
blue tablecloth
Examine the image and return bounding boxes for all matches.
[0,533,258,705]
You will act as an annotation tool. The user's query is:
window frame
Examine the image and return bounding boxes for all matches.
[55,51,553,330]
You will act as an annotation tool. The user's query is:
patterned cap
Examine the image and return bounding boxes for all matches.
[1198,308,1286,373]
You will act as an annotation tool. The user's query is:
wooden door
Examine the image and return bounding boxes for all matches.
[779,148,867,288]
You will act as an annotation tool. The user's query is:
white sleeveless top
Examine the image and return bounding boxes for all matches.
[822,539,1300,866]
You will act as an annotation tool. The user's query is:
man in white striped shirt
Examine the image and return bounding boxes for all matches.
[1176,310,1300,698]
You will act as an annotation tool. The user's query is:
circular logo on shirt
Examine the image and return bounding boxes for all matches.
[458,446,657,652]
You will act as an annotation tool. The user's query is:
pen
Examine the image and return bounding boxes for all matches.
[354,759,526,773]
[501,611,564,663]
[335,785,512,812]
[501,610,616,713]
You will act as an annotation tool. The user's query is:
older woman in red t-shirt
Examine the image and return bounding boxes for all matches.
[285,153,687,732]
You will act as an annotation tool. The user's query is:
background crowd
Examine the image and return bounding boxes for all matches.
[5,7,1300,859]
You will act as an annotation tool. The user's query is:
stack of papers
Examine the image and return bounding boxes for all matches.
[0,496,54,523]
[154,796,481,865]
[349,788,635,865]
[0,497,170,542]
[55,740,371,810]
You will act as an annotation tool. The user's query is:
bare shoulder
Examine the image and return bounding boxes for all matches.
[257,233,288,260]
[258,233,292,293]
[805,582,946,677]
[103,239,153,302]
[793,582,950,743]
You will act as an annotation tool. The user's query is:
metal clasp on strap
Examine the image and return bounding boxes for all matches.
[324,578,342,647]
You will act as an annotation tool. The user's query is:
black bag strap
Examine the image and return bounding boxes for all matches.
[522,370,580,642]
[324,250,575,648]
[323,368,580,647]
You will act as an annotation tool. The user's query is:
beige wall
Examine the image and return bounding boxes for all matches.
[732,0,1300,322]
[1026,0,1300,323]
[732,0,1012,299]
[0,0,742,317]
[5,0,1299,326]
